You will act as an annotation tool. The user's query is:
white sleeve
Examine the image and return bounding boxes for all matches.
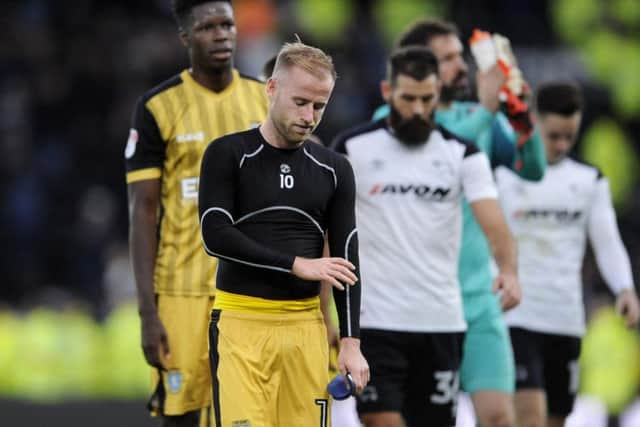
[588,177,634,294]
[462,151,498,202]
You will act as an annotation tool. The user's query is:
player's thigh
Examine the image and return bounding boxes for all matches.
[543,334,581,418]
[154,294,214,416]
[509,327,544,392]
[360,411,405,427]
[209,309,279,427]
[461,304,515,394]
[470,390,514,427]
[357,329,411,416]
[510,327,546,427]
[513,390,546,427]
[278,313,330,427]
[403,332,464,427]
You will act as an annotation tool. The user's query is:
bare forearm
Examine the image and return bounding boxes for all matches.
[128,182,161,317]
[471,199,518,275]
[490,228,517,275]
[130,211,158,315]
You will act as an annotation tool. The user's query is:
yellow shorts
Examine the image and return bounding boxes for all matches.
[151,294,215,417]
[210,307,330,427]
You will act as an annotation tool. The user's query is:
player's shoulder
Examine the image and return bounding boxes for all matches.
[206,127,263,158]
[452,100,478,111]
[436,125,479,157]
[238,71,266,86]
[331,119,388,154]
[565,157,604,181]
[138,73,184,105]
[303,139,350,169]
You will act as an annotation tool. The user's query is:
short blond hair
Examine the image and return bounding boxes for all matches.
[273,40,337,81]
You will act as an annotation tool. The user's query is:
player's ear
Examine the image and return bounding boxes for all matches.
[178,29,189,48]
[380,79,392,103]
[266,77,276,98]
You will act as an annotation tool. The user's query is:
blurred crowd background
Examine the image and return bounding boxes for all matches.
[1,0,639,419]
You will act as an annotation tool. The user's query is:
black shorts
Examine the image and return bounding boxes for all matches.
[510,327,582,417]
[357,328,465,427]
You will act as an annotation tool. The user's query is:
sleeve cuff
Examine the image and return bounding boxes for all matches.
[126,167,162,183]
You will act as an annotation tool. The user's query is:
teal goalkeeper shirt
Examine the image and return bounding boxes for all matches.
[372,102,546,319]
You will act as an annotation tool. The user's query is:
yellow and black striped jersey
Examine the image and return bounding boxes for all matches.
[125,69,268,296]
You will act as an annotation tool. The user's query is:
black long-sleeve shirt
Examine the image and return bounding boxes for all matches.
[198,127,361,338]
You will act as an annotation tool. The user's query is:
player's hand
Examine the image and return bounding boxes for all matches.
[492,271,521,311]
[140,311,171,369]
[291,257,357,290]
[615,288,640,328]
[337,337,369,394]
[476,64,506,113]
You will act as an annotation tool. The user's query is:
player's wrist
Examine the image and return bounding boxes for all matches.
[617,287,636,297]
[291,256,304,275]
[340,336,361,347]
[479,97,500,113]
[499,267,518,278]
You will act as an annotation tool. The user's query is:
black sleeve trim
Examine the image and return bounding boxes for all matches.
[327,155,361,338]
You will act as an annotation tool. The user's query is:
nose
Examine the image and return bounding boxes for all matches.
[213,25,228,40]
[410,99,425,116]
[300,104,314,124]
[554,137,572,154]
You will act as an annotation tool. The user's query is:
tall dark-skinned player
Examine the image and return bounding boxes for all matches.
[125,1,267,426]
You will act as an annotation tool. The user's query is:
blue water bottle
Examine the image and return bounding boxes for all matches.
[327,372,355,400]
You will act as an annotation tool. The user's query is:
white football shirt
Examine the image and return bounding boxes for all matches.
[333,121,497,332]
[496,158,633,336]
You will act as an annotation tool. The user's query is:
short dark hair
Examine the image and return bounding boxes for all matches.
[387,46,439,84]
[396,19,459,49]
[535,82,583,116]
[260,55,277,82]
[171,0,231,29]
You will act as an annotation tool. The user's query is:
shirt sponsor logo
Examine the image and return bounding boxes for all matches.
[181,177,199,199]
[176,131,204,143]
[167,370,182,393]
[369,183,451,200]
[513,208,582,222]
[232,420,251,427]
[124,128,138,159]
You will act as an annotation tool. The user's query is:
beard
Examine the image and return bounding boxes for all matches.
[440,71,470,103]
[388,102,434,146]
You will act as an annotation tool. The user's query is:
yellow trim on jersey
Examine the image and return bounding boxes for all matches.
[126,167,162,183]
[213,290,320,313]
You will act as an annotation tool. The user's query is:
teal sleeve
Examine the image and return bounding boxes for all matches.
[446,105,494,141]
[372,104,389,121]
[490,113,546,181]
[512,130,546,181]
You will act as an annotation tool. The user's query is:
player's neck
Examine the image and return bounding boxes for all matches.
[259,118,303,150]
[189,66,234,93]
